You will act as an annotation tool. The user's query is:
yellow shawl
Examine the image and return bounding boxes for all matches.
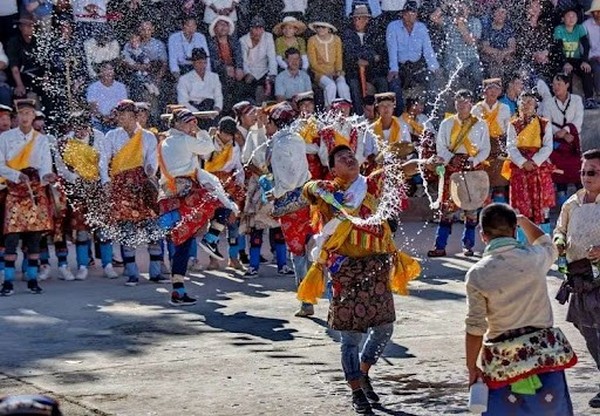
[401,112,424,137]
[7,131,39,171]
[63,139,100,181]
[372,117,402,144]
[480,102,503,138]
[501,117,543,180]
[205,143,233,173]
[110,129,143,177]
[450,116,478,157]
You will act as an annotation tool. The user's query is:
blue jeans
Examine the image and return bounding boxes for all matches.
[339,323,394,381]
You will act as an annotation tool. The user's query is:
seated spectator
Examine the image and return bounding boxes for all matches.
[275,47,312,101]
[239,16,278,104]
[168,16,211,80]
[386,1,440,114]
[0,1,18,46]
[86,61,128,133]
[6,14,43,99]
[177,48,223,114]
[72,0,108,40]
[23,0,54,29]
[273,16,308,71]
[83,29,121,80]
[281,0,308,20]
[433,1,483,94]
[583,0,600,99]
[498,72,524,115]
[553,8,598,108]
[307,20,351,108]
[343,5,388,115]
[344,0,381,18]
[135,20,168,114]
[480,5,517,79]
[203,0,240,27]
[122,32,161,101]
[0,43,12,106]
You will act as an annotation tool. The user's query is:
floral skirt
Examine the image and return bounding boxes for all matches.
[4,176,53,235]
[328,253,396,333]
[278,206,313,257]
[109,167,158,223]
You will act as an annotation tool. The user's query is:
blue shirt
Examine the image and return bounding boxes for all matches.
[499,95,517,115]
[22,0,53,18]
[275,69,312,99]
[168,31,211,74]
[386,20,439,72]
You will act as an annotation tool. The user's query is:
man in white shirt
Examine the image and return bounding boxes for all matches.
[86,61,128,133]
[239,15,278,103]
[584,1,600,98]
[0,99,55,296]
[168,16,211,80]
[177,48,223,120]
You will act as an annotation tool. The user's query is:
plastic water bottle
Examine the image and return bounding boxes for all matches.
[468,378,488,414]
[557,255,568,275]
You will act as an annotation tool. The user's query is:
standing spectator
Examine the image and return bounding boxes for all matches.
[537,73,584,205]
[0,43,12,106]
[273,16,308,71]
[553,8,598,108]
[583,0,600,99]
[343,5,388,115]
[499,72,524,115]
[275,47,312,101]
[480,5,517,79]
[386,1,440,114]
[433,1,483,94]
[83,29,120,80]
[207,15,244,112]
[6,14,43,100]
[203,0,240,28]
[86,61,128,133]
[307,20,351,108]
[168,16,211,81]
[239,16,278,104]
[177,48,223,114]
[0,1,19,46]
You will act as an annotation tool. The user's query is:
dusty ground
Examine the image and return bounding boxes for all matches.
[1,221,598,415]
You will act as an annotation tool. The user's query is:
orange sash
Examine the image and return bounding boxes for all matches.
[63,139,100,181]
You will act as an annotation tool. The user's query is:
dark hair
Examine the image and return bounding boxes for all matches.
[328,145,352,169]
[362,95,375,106]
[506,72,523,84]
[405,95,423,110]
[182,16,197,26]
[553,72,571,85]
[284,47,301,59]
[480,203,517,239]
[582,148,600,162]
[454,89,474,101]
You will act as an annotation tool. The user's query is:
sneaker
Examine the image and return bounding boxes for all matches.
[462,248,475,257]
[427,249,446,258]
[277,265,295,275]
[227,258,246,271]
[294,304,314,317]
[58,265,75,281]
[244,267,258,276]
[351,389,372,414]
[27,280,43,294]
[38,264,51,281]
[585,98,600,110]
[75,266,88,281]
[0,281,14,296]
[124,276,139,287]
[239,251,250,265]
[590,392,600,408]
[103,264,119,279]
[149,274,169,283]
[199,239,225,261]
[169,292,197,306]
[360,374,380,403]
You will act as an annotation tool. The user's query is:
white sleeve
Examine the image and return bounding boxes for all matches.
[470,123,490,167]
[506,123,526,168]
[435,120,453,165]
[143,131,158,176]
[532,120,554,166]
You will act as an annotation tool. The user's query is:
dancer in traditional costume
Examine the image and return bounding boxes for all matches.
[102,100,165,286]
[466,203,576,415]
[157,108,238,305]
[297,144,420,414]
[428,90,490,258]
[504,92,555,234]
[296,91,327,180]
[0,99,55,295]
[554,149,600,409]
[0,104,14,281]
[265,101,314,314]
[471,78,511,203]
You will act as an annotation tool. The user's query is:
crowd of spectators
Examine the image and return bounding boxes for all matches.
[0,0,599,134]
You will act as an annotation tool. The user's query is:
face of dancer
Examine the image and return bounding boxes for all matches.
[218,131,234,144]
[17,108,35,131]
[484,85,501,102]
[363,103,375,120]
[117,110,138,130]
[136,110,149,128]
[508,78,524,97]
[265,118,277,136]
[0,113,11,132]
[175,117,198,136]
[518,96,537,117]
[455,97,473,119]
[298,100,315,115]
[240,109,258,127]
[335,105,351,117]
[581,157,600,195]
[331,149,359,181]
[377,100,395,119]
[33,118,45,133]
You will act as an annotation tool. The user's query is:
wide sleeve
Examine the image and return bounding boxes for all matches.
[531,119,553,166]
[435,120,454,165]
[506,123,527,168]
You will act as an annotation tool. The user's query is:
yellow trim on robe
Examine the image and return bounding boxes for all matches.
[110,129,143,177]
[300,119,319,145]
[63,139,100,181]
[373,117,401,144]
[480,103,503,138]
[7,131,39,171]
[516,117,542,149]
[333,130,350,147]
[401,112,424,137]
[449,116,478,157]
[205,142,233,173]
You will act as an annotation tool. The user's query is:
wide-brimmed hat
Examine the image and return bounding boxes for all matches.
[374,92,396,105]
[586,0,600,14]
[208,15,235,37]
[308,21,337,33]
[273,16,307,36]
[14,98,36,112]
[352,5,371,18]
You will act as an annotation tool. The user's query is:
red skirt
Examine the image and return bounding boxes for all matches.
[278,206,313,257]
[109,166,158,223]
[4,174,53,235]
[550,124,582,185]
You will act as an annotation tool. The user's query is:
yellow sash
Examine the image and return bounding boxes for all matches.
[450,116,478,157]
[480,102,503,138]
[63,139,100,181]
[333,130,350,147]
[7,131,39,171]
[401,112,424,136]
[516,117,542,148]
[373,117,401,144]
[300,119,319,145]
[205,143,233,173]
[110,129,144,177]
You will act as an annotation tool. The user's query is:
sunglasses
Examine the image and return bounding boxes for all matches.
[580,170,600,177]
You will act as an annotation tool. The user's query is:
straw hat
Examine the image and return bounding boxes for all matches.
[273,16,307,36]
[308,21,337,33]
[586,0,600,14]
[208,15,235,37]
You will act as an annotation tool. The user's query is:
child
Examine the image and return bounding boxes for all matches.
[273,16,309,71]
